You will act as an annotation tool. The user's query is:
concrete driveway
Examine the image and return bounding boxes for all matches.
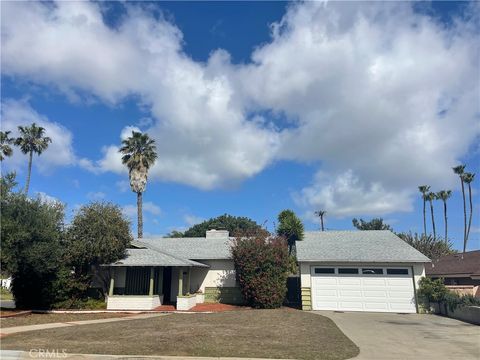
[316,311,480,360]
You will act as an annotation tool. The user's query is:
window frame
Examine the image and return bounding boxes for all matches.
[361,268,384,275]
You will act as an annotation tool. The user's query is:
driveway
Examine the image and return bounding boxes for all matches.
[316,311,480,360]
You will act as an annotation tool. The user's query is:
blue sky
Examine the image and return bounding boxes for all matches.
[1,1,479,251]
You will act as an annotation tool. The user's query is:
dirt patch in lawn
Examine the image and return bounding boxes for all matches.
[0,312,131,328]
[1,309,359,360]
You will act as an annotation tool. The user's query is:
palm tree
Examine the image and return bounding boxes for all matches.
[462,172,475,252]
[14,123,51,194]
[453,165,467,245]
[0,131,14,161]
[418,185,430,236]
[436,190,451,244]
[426,192,437,239]
[119,131,157,238]
[314,210,326,231]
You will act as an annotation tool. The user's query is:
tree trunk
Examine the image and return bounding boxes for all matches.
[430,200,436,240]
[137,191,143,239]
[321,216,324,231]
[443,200,448,244]
[460,179,467,253]
[466,183,473,249]
[24,151,33,194]
[422,198,427,236]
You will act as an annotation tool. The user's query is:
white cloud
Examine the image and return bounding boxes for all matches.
[122,201,161,218]
[36,191,61,204]
[116,180,130,193]
[184,214,204,226]
[86,191,106,200]
[2,1,479,215]
[1,99,76,173]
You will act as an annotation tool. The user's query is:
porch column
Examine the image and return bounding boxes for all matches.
[149,267,155,296]
[187,267,191,294]
[178,267,183,296]
[109,268,115,296]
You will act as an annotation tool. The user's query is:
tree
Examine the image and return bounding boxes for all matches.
[436,190,452,244]
[452,165,467,247]
[418,185,430,236]
[314,210,326,231]
[276,209,304,254]
[14,123,51,194]
[461,172,475,252]
[352,218,392,231]
[1,191,66,308]
[397,232,455,260]
[119,131,157,238]
[65,202,132,299]
[179,214,268,238]
[231,231,289,309]
[0,172,18,198]
[0,130,14,161]
[425,192,437,239]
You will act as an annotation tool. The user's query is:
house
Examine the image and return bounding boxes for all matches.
[104,229,430,313]
[425,250,480,298]
[296,231,430,313]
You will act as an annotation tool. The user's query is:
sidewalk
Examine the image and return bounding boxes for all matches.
[1,313,167,336]
[0,351,291,360]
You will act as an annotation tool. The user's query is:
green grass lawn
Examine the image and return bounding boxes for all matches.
[0,287,13,300]
[1,309,359,360]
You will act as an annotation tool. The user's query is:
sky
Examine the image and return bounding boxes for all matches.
[1,1,479,250]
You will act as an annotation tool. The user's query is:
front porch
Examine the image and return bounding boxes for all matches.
[106,266,205,311]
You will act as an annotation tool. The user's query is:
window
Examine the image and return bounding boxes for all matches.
[387,268,408,275]
[338,268,359,274]
[315,268,335,274]
[362,268,383,275]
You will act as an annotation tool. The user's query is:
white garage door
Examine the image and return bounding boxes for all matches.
[311,266,416,313]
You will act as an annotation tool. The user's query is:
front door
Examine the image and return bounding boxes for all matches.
[162,267,172,303]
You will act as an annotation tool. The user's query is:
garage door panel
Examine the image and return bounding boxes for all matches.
[311,266,416,313]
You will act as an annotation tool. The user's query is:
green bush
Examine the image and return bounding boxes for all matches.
[417,277,449,303]
[53,297,107,310]
[444,292,480,312]
[231,232,289,309]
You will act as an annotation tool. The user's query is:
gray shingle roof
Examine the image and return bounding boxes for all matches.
[297,231,430,263]
[140,237,233,260]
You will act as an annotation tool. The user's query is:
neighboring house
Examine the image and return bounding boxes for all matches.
[425,250,480,298]
[104,229,430,313]
[297,231,430,313]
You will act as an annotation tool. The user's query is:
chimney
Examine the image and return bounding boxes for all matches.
[206,229,229,239]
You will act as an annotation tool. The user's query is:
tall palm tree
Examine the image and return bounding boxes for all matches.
[14,123,51,194]
[453,165,467,245]
[314,210,326,231]
[119,131,157,238]
[462,172,475,252]
[426,192,437,240]
[418,185,430,236]
[436,190,451,244]
[0,131,14,161]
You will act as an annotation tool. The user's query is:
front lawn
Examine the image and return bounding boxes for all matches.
[1,309,359,360]
[0,287,13,300]
[0,312,130,328]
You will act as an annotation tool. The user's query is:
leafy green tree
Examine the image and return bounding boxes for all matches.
[418,185,430,236]
[461,172,475,251]
[0,172,18,198]
[1,191,66,308]
[65,202,132,298]
[277,209,304,255]
[231,232,289,309]
[0,130,14,161]
[436,190,452,243]
[452,165,467,246]
[352,218,392,231]
[165,230,185,238]
[180,214,267,237]
[14,123,52,194]
[397,232,455,260]
[119,131,157,238]
[425,192,437,239]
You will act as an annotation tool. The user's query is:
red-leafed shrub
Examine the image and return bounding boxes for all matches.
[231,231,289,309]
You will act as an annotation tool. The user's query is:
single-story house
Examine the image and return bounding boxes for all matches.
[425,250,480,298]
[104,229,430,313]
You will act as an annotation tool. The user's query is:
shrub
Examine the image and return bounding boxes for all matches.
[444,292,480,312]
[231,232,289,309]
[417,277,449,303]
